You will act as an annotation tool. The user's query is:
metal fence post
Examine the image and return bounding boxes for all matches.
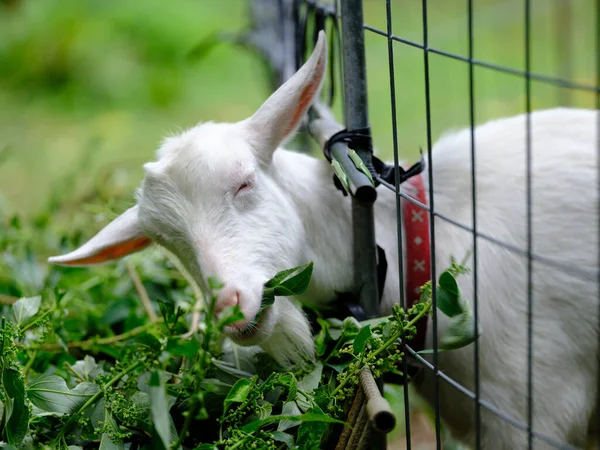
[340,0,379,321]
[339,1,385,449]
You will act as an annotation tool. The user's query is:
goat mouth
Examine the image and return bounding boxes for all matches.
[228,306,269,342]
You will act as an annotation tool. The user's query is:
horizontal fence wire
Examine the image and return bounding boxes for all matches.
[363,24,600,93]
[374,176,597,283]
[403,344,579,450]
[296,1,598,449]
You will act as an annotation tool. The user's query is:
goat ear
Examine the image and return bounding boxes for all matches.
[48,205,151,267]
[240,30,327,161]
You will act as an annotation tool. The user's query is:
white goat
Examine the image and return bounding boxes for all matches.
[49,32,599,449]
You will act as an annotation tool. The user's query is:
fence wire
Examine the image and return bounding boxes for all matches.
[288,0,600,449]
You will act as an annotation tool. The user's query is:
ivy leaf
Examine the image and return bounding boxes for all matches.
[223,377,251,412]
[11,296,41,327]
[437,271,467,318]
[149,371,172,450]
[2,366,28,445]
[440,311,481,350]
[26,374,99,414]
[353,325,372,354]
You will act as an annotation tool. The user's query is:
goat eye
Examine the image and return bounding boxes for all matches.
[235,181,251,196]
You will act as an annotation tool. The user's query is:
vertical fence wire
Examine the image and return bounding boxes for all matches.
[466,0,481,448]
[420,0,442,448]
[524,0,534,448]
[384,1,412,448]
[596,0,600,445]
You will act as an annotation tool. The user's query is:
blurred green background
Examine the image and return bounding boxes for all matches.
[0,0,597,217]
[0,1,596,448]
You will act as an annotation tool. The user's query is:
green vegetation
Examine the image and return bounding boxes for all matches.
[0,189,476,448]
[0,0,597,216]
[0,0,597,448]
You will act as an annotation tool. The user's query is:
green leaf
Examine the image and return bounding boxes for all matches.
[149,371,172,450]
[440,311,481,350]
[275,262,313,296]
[296,415,328,449]
[437,271,466,318]
[353,325,372,354]
[26,374,99,414]
[166,337,200,358]
[260,287,275,310]
[272,431,294,449]
[2,366,28,445]
[264,265,306,289]
[212,358,254,380]
[281,374,298,403]
[342,316,361,333]
[99,410,124,450]
[257,401,272,420]
[223,377,251,412]
[277,401,302,432]
[314,318,331,357]
[11,296,41,327]
[70,355,100,382]
[297,362,323,393]
[242,412,344,433]
[215,305,246,329]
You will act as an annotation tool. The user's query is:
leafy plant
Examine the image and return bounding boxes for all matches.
[0,172,478,449]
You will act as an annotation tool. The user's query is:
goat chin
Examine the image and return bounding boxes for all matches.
[258,298,316,369]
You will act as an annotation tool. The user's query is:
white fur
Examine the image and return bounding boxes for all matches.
[49,30,599,448]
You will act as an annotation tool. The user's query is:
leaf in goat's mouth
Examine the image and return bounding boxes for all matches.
[252,262,315,327]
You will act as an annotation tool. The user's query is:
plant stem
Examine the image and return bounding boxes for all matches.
[0,294,17,306]
[371,302,431,359]
[24,321,157,351]
[126,261,158,323]
[53,360,142,445]
[171,399,199,449]
[22,347,38,376]
[20,308,53,333]
[330,303,431,398]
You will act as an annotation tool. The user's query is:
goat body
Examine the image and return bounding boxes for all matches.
[49,32,599,449]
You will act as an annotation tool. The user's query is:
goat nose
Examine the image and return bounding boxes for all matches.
[214,288,240,316]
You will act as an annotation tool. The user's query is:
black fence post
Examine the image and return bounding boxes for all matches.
[339,1,386,449]
[340,0,379,324]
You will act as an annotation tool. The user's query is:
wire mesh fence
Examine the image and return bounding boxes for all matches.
[255,0,600,449]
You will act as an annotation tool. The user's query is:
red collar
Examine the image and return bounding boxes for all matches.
[401,173,431,353]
